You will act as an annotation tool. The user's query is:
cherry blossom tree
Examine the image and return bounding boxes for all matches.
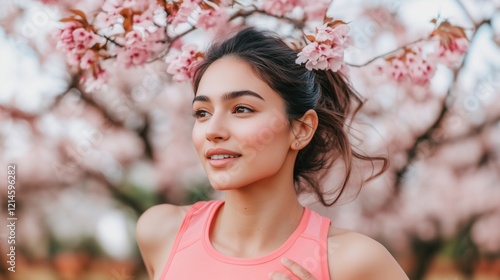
[1,0,499,279]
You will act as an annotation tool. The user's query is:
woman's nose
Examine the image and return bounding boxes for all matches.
[205,112,229,142]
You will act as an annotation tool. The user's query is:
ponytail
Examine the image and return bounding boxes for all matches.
[294,70,389,206]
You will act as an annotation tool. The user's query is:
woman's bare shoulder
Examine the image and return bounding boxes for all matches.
[136,203,192,278]
[327,227,409,280]
[136,204,192,241]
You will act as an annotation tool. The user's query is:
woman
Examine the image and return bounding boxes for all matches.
[136,27,409,279]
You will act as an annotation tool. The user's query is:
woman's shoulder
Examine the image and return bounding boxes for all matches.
[326,227,409,280]
[136,203,192,240]
[136,203,193,278]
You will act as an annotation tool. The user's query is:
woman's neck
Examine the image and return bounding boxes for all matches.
[210,182,304,258]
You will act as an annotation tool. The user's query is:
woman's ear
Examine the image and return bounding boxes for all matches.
[290,109,318,150]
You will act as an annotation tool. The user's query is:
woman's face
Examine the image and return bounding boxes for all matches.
[192,56,296,190]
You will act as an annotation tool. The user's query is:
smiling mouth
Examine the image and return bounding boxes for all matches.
[209,154,242,160]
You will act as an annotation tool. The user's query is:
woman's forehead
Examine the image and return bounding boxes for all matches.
[196,57,277,101]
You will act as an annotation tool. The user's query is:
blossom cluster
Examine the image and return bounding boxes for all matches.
[376,19,468,85]
[53,0,238,89]
[54,2,469,90]
[165,44,204,82]
[296,20,352,73]
[375,48,437,86]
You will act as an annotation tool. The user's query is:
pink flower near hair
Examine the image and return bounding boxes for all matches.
[296,42,344,72]
[166,44,204,82]
[329,24,351,47]
[315,24,336,42]
[296,22,351,72]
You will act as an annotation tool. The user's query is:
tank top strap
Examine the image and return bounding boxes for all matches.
[306,209,331,279]
[175,200,222,251]
[303,208,331,240]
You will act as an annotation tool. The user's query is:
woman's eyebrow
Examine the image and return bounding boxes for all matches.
[192,90,265,104]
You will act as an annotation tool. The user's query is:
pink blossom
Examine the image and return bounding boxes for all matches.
[82,67,109,92]
[296,22,351,72]
[55,22,103,69]
[80,50,96,70]
[196,7,229,31]
[66,53,81,67]
[166,44,203,82]
[315,23,351,47]
[56,21,83,52]
[296,42,321,65]
[172,0,202,27]
[296,42,344,72]
[315,24,336,42]
[102,0,151,13]
[261,0,298,17]
[435,37,468,67]
[117,47,150,68]
[330,24,351,47]
[407,54,436,85]
[124,30,144,45]
[375,49,437,85]
[102,0,126,13]
[388,59,407,81]
[72,28,100,48]
[94,11,121,30]
[133,8,156,29]
[147,27,167,52]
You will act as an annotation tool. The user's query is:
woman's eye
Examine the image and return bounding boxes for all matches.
[234,106,253,113]
[192,110,210,119]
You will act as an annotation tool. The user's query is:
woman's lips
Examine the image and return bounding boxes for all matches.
[207,155,241,168]
[205,148,242,168]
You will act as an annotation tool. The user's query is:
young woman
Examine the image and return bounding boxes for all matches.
[136,27,409,280]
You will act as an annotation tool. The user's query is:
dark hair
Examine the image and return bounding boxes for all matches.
[192,27,389,206]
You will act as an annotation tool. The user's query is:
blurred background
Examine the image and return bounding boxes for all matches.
[0,0,499,279]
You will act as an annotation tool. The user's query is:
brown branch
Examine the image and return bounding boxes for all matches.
[394,19,491,189]
[436,113,500,146]
[346,37,427,67]
[148,6,305,63]
[102,35,124,48]
[50,74,156,160]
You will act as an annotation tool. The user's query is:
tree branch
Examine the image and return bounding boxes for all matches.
[394,19,492,189]
[346,37,427,67]
[148,6,305,63]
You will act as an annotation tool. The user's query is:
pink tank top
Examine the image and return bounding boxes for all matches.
[159,200,331,280]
